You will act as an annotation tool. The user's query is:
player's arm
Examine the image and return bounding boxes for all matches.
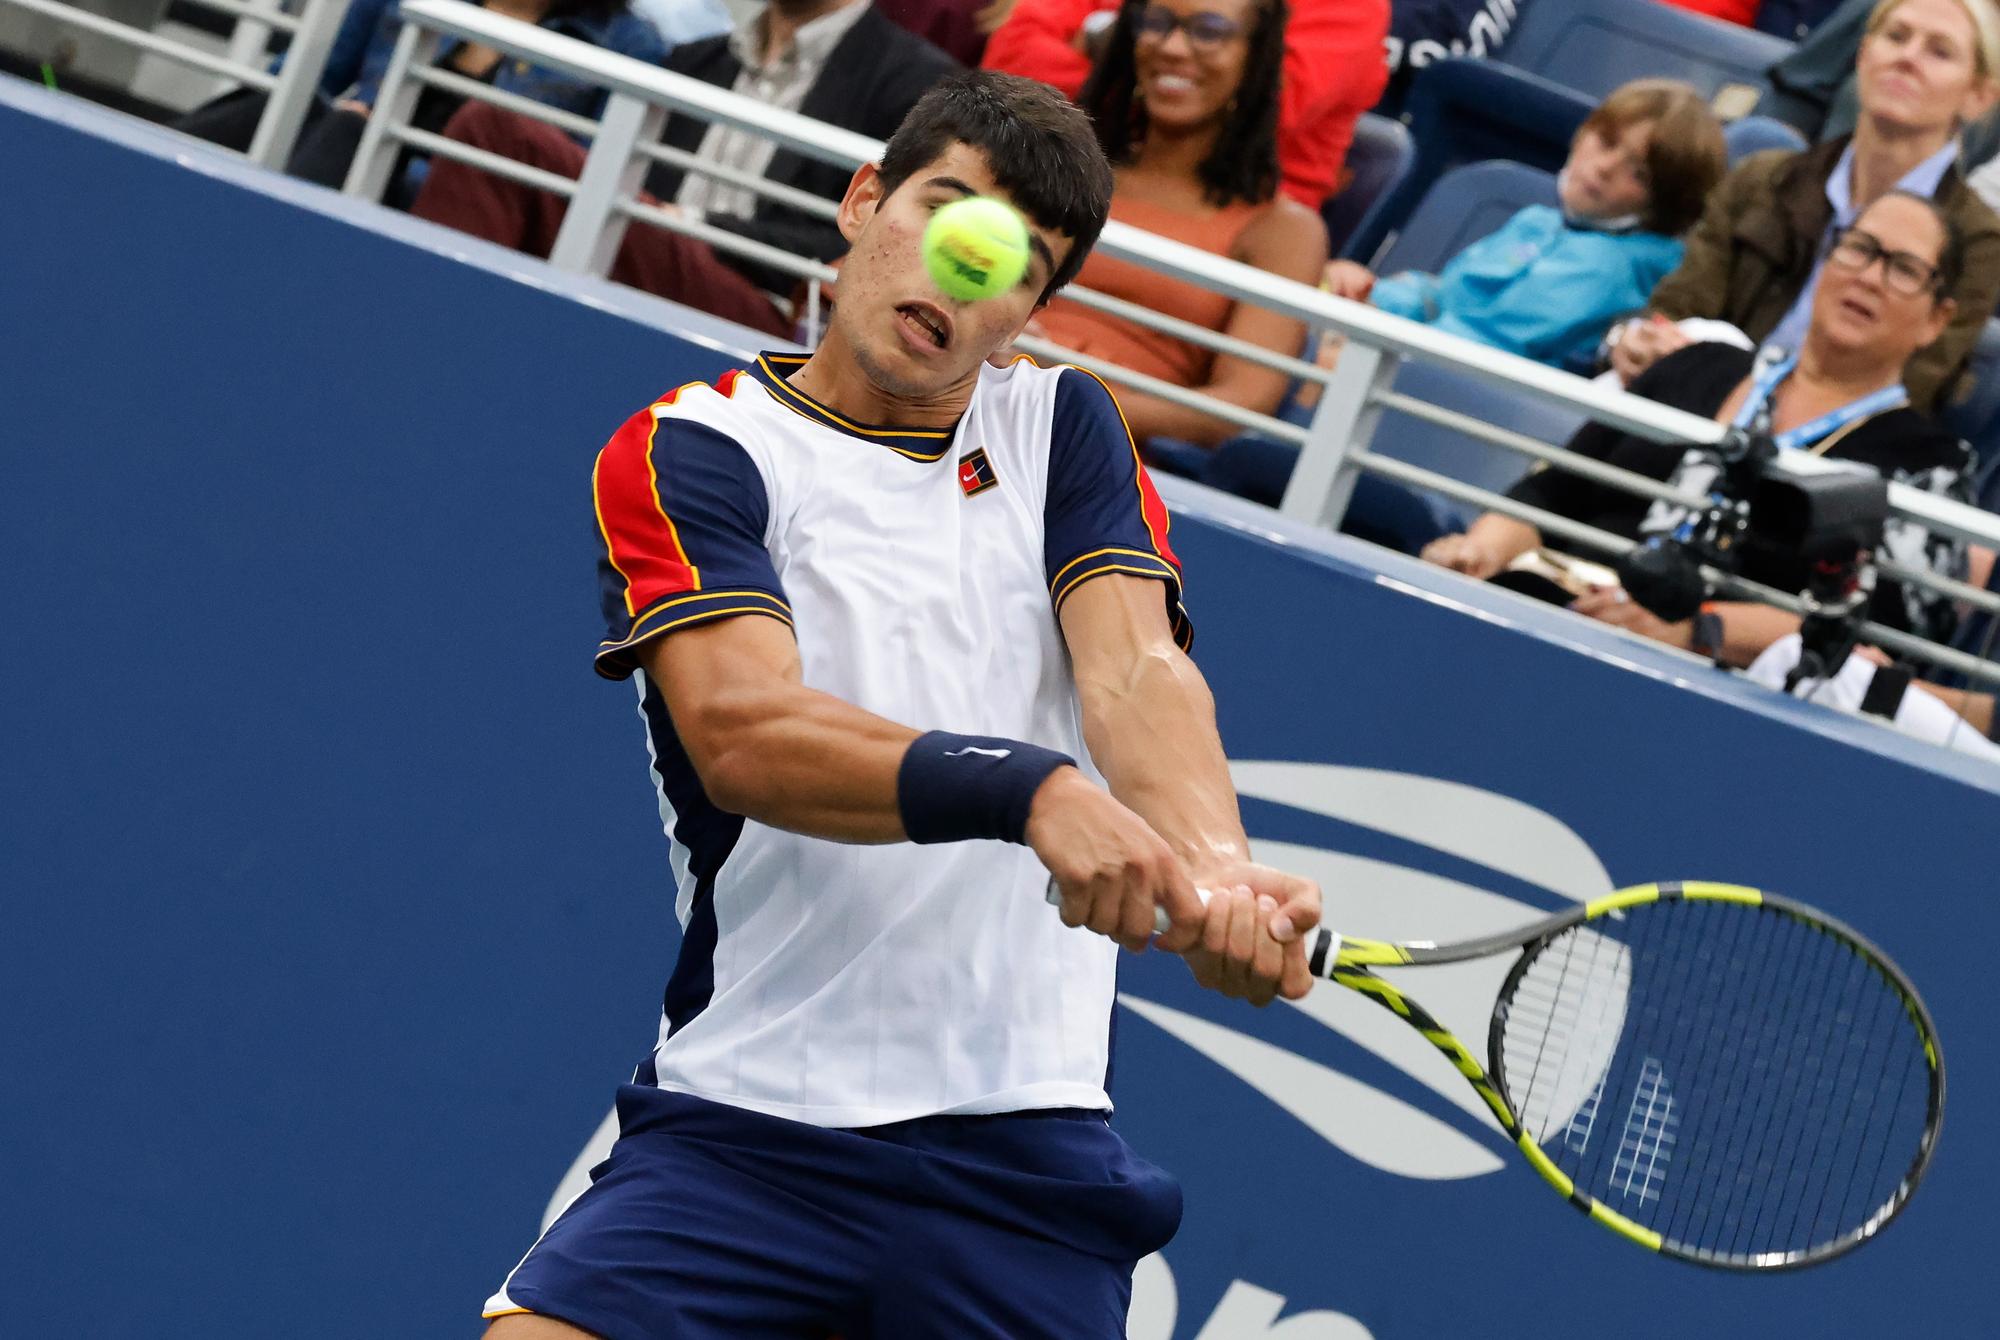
[1058,574,1320,1003]
[640,616,1190,953]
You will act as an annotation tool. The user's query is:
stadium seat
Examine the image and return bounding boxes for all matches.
[1322,114,1415,257]
[1940,319,2000,450]
[1341,58,1591,264]
[1497,0,1795,108]
[1371,160,1562,280]
[1723,114,1808,165]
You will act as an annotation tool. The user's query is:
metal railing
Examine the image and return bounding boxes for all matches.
[347,0,2000,689]
[2,0,351,168]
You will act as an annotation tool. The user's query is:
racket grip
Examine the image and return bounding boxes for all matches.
[1042,880,1341,971]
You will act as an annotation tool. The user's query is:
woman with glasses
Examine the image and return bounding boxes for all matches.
[1424,190,1972,672]
[1023,0,1329,447]
[980,0,1387,211]
[1614,0,2000,412]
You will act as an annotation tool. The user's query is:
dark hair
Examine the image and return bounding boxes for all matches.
[877,71,1115,300]
[1867,188,1967,296]
[1076,0,1288,208]
[1577,78,1725,235]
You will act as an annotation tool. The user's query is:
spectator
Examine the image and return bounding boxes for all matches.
[875,0,997,63]
[1319,79,1727,369]
[1028,0,1327,446]
[981,0,1388,210]
[1425,191,1971,665]
[1379,0,1529,115]
[410,0,960,338]
[1614,0,2000,411]
[171,0,674,195]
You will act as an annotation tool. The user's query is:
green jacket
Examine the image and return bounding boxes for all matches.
[1646,136,2000,412]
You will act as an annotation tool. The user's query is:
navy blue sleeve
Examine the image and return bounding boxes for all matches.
[593,399,790,681]
[1042,368,1192,650]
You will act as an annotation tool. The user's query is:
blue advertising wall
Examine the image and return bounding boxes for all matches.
[7,82,1999,1338]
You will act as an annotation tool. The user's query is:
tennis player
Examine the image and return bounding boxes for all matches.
[484,70,1323,1340]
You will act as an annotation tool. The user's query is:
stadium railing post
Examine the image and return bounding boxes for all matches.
[1280,339,1397,531]
[341,19,440,201]
[249,0,352,171]
[549,92,666,277]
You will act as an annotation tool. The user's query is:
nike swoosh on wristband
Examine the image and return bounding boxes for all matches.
[943,745,1011,759]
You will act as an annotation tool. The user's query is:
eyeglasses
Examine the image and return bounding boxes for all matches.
[1132,4,1245,51]
[1827,228,1943,296]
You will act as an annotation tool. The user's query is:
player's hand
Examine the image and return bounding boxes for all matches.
[1180,862,1322,1006]
[1420,532,1506,580]
[1027,768,1203,954]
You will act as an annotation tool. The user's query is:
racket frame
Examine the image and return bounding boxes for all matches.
[1305,880,1945,1271]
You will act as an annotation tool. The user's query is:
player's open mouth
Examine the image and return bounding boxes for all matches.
[898,303,952,351]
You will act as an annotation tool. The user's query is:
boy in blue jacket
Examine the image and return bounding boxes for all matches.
[1322,78,1727,367]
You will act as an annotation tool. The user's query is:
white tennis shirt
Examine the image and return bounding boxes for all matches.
[591,353,1190,1127]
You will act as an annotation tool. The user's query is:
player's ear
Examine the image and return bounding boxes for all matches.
[837,163,886,245]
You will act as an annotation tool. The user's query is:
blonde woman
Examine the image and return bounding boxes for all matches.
[1614,0,2000,410]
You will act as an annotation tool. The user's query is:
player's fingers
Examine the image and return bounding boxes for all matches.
[1220,886,1257,998]
[1247,895,1284,1006]
[1116,878,1155,953]
[1084,874,1125,939]
[1272,878,1321,942]
[1276,937,1313,1001]
[1056,878,1089,929]
[1152,864,1204,955]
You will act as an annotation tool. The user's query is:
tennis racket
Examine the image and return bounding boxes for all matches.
[1052,878,1943,1270]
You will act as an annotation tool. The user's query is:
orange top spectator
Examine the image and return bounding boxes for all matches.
[981,0,1389,208]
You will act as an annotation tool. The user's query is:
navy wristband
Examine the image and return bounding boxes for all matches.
[897,731,1076,845]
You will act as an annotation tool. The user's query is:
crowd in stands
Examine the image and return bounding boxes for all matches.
[160,0,2000,752]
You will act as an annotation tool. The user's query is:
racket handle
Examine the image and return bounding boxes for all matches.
[1042,879,1342,973]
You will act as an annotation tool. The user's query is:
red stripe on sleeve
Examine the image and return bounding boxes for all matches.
[1134,461,1180,571]
[594,397,701,617]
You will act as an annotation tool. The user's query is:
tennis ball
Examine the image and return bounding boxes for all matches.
[922,196,1031,303]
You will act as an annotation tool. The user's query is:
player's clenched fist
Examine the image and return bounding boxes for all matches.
[1026,767,1204,954]
[1181,863,1322,1005]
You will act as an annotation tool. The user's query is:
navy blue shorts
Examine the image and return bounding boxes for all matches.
[485,1085,1183,1340]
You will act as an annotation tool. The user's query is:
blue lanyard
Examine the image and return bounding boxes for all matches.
[1732,351,1908,452]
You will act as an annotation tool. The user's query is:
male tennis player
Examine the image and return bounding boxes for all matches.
[484,70,1322,1340]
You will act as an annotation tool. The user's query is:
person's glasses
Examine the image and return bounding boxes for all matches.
[1827,228,1943,296]
[1132,4,1245,51]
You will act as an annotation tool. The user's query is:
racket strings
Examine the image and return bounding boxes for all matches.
[1495,900,1934,1265]
[1683,895,1809,1256]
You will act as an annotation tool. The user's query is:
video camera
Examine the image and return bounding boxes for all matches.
[1615,420,1891,691]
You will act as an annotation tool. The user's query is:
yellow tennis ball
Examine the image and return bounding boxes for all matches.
[922,196,1031,303]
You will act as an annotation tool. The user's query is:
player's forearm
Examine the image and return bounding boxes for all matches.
[685,678,919,842]
[1707,601,1802,668]
[1077,644,1249,874]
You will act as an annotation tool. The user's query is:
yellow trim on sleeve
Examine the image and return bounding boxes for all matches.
[620,588,792,644]
[481,1306,534,1319]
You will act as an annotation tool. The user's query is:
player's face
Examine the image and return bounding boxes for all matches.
[829,143,1069,402]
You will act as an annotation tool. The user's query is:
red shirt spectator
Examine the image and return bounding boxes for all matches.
[981,0,1389,208]
[1656,0,1762,24]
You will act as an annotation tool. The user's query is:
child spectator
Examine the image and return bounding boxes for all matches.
[1319,79,1727,369]
[1026,0,1328,446]
[981,0,1388,210]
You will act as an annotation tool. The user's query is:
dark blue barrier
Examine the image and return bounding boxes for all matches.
[6,83,1997,1338]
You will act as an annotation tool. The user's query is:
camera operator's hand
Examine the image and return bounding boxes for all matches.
[1421,532,1509,580]
[1572,586,1694,649]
